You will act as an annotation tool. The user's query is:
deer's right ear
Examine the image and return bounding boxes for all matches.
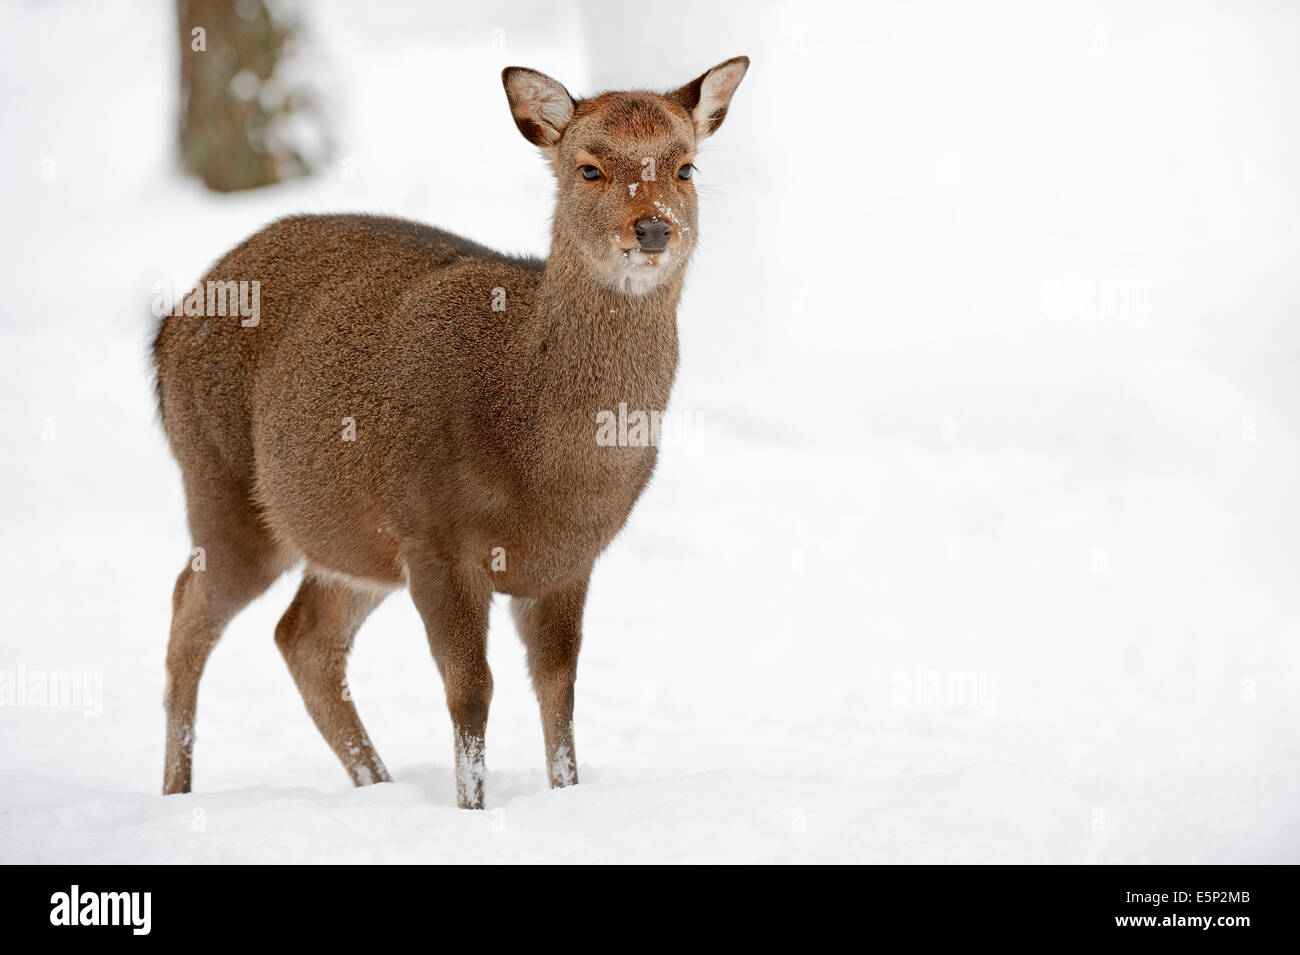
[668,56,749,141]
[502,67,575,149]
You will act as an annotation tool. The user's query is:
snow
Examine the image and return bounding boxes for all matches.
[2,0,1299,863]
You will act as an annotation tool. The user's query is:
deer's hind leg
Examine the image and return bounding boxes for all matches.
[274,571,392,787]
[164,479,294,795]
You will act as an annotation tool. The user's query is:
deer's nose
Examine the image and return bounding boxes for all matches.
[634,218,671,252]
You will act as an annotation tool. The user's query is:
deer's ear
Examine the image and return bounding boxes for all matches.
[668,56,749,141]
[502,67,575,148]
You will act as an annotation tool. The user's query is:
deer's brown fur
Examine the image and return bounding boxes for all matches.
[152,57,748,808]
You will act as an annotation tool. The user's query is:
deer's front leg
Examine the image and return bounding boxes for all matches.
[511,573,589,789]
[407,559,493,809]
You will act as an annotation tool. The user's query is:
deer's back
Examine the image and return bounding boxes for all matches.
[154,214,547,586]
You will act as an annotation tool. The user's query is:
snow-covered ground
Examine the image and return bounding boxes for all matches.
[2,0,1298,863]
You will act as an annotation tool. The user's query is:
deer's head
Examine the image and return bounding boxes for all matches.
[504,57,748,297]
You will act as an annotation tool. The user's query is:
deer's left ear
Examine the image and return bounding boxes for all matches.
[668,56,750,141]
[503,66,576,149]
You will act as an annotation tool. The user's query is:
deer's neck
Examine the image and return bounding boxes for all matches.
[528,240,682,412]
[491,239,680,491]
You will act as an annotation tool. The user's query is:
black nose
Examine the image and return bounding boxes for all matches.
[634,218,671,252]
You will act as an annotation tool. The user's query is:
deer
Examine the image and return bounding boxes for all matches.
[151,56,749,809]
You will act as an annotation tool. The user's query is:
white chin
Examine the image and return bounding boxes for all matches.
[614,249,673,297]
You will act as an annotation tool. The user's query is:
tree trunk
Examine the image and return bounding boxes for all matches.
[176,0,312,192]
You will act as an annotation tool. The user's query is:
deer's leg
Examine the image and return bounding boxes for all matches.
[274,571,392,787]
[406,559,493,809]
[511,573,589,789]
[163,490,291,795]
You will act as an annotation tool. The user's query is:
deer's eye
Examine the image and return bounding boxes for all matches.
[580,165,602,181]
[677,164,695,180]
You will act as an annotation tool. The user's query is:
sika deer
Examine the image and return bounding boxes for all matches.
[152,57,749,808]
